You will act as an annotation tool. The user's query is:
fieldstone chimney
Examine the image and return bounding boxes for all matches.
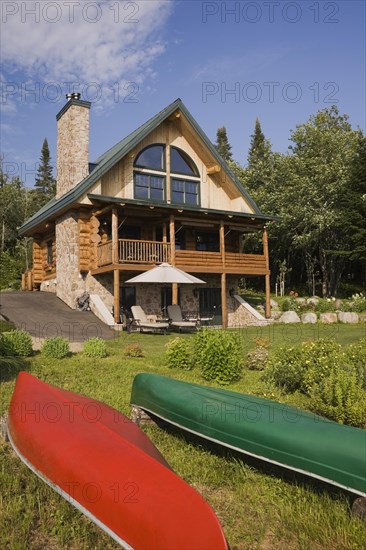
[56,93,91,198]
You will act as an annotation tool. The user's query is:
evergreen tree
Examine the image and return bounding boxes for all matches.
[247,118,270,166]
[35,138,55,199]
[246,118,273,193]
[215,126,233,162]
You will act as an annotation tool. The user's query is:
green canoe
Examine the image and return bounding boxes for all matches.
[131,373,366,497]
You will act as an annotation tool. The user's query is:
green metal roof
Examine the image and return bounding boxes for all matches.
[19,98,266,235]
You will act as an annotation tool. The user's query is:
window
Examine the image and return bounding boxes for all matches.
[134,173,165,202]
[171,147,198,176]
[195,231,219,252]
[47,240,53,265]
[134,145,165,171]
[171,178,199,206]
[133,144,200,205]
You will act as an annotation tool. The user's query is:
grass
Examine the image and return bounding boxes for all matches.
[1,324,366,549]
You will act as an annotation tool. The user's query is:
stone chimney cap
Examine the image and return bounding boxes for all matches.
[66,92,81,101]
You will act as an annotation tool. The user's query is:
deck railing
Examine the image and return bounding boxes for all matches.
[97,241,113,266]
[119,239,171,264]
[96,239,267,274]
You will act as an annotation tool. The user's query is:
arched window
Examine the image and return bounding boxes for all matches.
[134,145,165,171]
[133,144,200,205]
[170,147,200,206]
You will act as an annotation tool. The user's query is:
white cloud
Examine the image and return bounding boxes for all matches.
[1,0,174,105]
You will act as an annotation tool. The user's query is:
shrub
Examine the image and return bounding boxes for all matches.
[309,367,366,427]
[264,345,304,392]
[345,338,366,389]
[349,293,366,313]
[2,330,33,357]
[315,298,337,313]
[264,339,343,394]
[41,336,70,359]
[166,337,193,370]
[194,329,243,385]
[83,337,108,358]
[246,338,270,371]
[123,343,144,358]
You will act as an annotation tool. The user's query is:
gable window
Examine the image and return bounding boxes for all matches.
[134,145,165,171]
[134,173,165,201]
[171,147,198,176]
[133,144,200,206]
[172,179,199,206]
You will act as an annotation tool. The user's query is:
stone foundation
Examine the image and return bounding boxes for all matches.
[55,212,85,309]
[40,278,57,293]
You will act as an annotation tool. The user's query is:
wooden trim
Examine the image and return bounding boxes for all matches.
[219,221,226,267]
[263,227,271,318]
[112,208,118,264]
[207,164,221,175]
[221,273,227,329]
[169,215,175,265]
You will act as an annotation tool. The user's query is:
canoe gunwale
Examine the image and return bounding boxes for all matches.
[7,422,134,550]
[131,403,366,499]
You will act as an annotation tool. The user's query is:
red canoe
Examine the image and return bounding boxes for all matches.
[7,372,228,550]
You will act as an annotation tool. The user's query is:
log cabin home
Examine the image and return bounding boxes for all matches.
[19,95,275,328]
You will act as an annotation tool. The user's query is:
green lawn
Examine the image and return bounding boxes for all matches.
[1,324,366,549]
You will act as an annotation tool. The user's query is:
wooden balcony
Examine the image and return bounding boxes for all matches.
[97,239,171,267]
[96,239,268,275]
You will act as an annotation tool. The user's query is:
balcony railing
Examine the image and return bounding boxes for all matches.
[96,239,267,274]
[97,239,171,266]
[119,239,171,264]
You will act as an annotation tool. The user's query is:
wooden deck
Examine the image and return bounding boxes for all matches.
[94,239,268,275]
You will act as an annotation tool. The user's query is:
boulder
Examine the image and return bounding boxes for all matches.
[307,296,320,306]
[270,298,280,308]
[295,297,306,305]
[319,313,338,324]
[359,314,366,323]
[334,299,343,309]
[301,312,317,324]
[279,311,301,324]
[271,310,282,320]
[338,312,359,324]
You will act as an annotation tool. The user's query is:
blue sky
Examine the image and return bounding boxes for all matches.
[1,0,365,185]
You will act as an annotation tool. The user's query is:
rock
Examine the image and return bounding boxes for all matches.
[359,314,366,323]
[319,313,338,324]
[270,299,280,308]
[279,311,301,324]
[352,498,366,522]
[301,312,317,324]
[334,299,343,309]
[295,297,306,305]
[271,310,282,320]
[338,312,359,324]
[307,296,320,306]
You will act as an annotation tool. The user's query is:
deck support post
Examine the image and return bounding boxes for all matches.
[113,269,120,324]
[112,208,118,264]
[220,221,228,328]
[263,226,271,318]
[221,273,227,329]
[169,215,178,305]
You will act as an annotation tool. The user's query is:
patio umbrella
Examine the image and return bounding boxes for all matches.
[125,263,206,284]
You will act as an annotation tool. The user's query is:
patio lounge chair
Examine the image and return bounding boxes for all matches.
[130,306,169,334]
[167,305,197,332]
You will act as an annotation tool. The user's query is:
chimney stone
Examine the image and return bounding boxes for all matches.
[56,96,91,198]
